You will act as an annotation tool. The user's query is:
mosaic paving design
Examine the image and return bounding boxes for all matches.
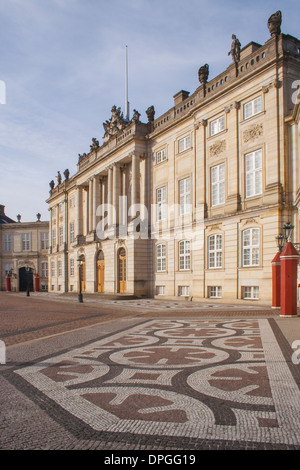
[16,319,300,446]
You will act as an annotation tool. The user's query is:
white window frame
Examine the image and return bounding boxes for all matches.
[52,229,56,247]
[242,228,260,267]
[156,244,167,272]
[208,234,223,268]
[41,262,48,278]
[244,96,262,120]
[178,135,191,153]
[242,286,259,299]
[179,240,191,271]
[156,186,167,221]
[40,232,49,250]
[58,260,62,277]
[22,233,30,251]
[208,286,222,298]
[179,286,190,296]
[210,116,225,136]
[156,148,167,164]
[59,226,63,246]
[156,285,165,295]
[179,177,191,215]
[245,149,262,198]
[51,261,55,277]
[4,233,12,251]
[69,222,75,244]
[70,258,75,276]
[211,163,225,206]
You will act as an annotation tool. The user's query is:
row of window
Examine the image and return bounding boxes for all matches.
[156,285,260,299]
[3,232,49,252]
[3,262,48,277]
[156,228,260,272]
[155,96,262,164]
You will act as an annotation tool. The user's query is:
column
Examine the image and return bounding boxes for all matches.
[76,186,83,239]
[88,178,93,232]
[113,163,121,226]
[85,186,89,235]
[93,176,100,232]
[131,154,140,207]
[107,166,113,227]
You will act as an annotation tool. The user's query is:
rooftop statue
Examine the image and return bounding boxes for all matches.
[198,64,209,84]
[228,34,241,64]
[103,105,127,141]
[268,10,282,37]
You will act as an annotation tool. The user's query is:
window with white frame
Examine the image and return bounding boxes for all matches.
[244,96,262,120]
[179,177,191,215]
[69,222,75,244]
[41,262,48,278]
[51,261,55,277]
[52,229,56,247]
[211,163,225,206]
[156,186,167,221]
[208,234,223,268]
[156,285,165,295]
[245,149,262,198]
[243,228,260,266]
[178,135,191,153]
[59,226,63,246]
[58,260,62,277]
[70,258,75,276]
[3,233,12,251]
[179,285,190,296]
[208,286,222,298]
[156,148,167,164]
[179,240,191,270]
[156,244,167,272]
[22,233,30,251]
[40,232,49,250]
[210,116,225,136]
[242,286,259,299]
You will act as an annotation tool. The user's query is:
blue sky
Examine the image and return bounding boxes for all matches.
[0,0,299,221]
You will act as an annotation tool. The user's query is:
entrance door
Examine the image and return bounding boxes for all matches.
[19,267,33,292]
[80,256,86,292]
[118,248,126,293]
[97,251,105,293]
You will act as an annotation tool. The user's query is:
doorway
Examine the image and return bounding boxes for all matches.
[118,248,126,293]
[97,251,105,293]
[80,255,86,292]
[19,267,33,292]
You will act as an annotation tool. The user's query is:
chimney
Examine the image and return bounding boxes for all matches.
[0,205,5,216]
[173,90,190,107]
[17,214,21,223]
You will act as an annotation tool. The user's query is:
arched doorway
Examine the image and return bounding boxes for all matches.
[118,248,126,293]
[19,267,33,292]
[80,255,86,292]
[97,251,105,293]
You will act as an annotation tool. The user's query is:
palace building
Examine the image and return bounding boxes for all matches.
[46,12,300,304]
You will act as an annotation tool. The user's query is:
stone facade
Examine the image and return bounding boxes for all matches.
[46,21,300,304]
[0,207,49,292]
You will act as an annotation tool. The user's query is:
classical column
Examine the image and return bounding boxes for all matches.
[85,186,89,235]
[113,163,121,226]
[131,154,140,207]
[56,203,60,250]
[93,176,100,232]
[76,186,83,239]
[107,166,113,227]
[88,178,93,232]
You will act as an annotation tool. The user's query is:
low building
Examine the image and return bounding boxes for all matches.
[0,206,49,292]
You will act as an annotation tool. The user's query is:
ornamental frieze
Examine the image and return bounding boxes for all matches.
[209,139,226,157]
[243,123,263,143]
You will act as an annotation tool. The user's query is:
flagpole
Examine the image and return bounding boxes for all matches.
[125,45,129,121]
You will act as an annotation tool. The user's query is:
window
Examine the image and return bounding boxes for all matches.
[208,234,223,268]
[208,286,222,298]
[179,286,189,296]
[243,228,260,266]
[22,233,30,251]
[242,286,259,299]
[245,150,262,198]
[3,233,12,251]
[156,186,167,221]
[156,148,167,164]
[69,198,75,208]
[179,177,191,215]
[178,135,191,153]
[52,230,56,247]
[4,263,13,275]
[156,244,167,272]
[70,258,75,276]
[51,261,55,277]
[41,262,48,278]
[156,286,165,295]
[179,240,191,270]
[244,96,262,120]
[59,226,63,246]
[58,260,62,277]
[40,232,49,250]
[69,223,75,244]
[211,164,225,206]
[210,116,225,136]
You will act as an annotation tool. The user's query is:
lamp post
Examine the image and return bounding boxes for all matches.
[77,255,83,303]
[25,264,30,297]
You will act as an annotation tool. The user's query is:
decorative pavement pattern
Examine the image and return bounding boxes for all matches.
[15,319,300,448]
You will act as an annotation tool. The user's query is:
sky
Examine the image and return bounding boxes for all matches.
[0,0,299,222]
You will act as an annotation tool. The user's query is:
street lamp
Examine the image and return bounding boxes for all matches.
[276,233,284,253]
[25,264,30,297]
[77,255,83,303]
[282,221,294,243]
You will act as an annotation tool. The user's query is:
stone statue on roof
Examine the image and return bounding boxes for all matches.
[228,34,241,63]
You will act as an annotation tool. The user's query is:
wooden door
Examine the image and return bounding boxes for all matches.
[97,260,105,293]
[118,248,126,293]
[80,261,86,292]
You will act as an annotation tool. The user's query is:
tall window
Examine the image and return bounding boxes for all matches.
[70,258,75,276]
[208,234,223,268]
[211,164,225,206]
[179,240,191,270]
[3,233,12,251]
[244,96,261,120]
[59,226,63,246]
[210,116,225,136]
[243,228,260,266]
[58,260,62,277]
[22,233,30,251]
[156,244,166,272]
[69,223,75,244]
[51,261,55,277]
[179,177,191,215]
[41,262,48,278]
[156,186,167,221]
[40,232,49,250]
[245,150,262,198]
[178,135,191,153]
[156,148,167,164]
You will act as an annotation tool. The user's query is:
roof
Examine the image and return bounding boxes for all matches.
[0,205,16,224]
